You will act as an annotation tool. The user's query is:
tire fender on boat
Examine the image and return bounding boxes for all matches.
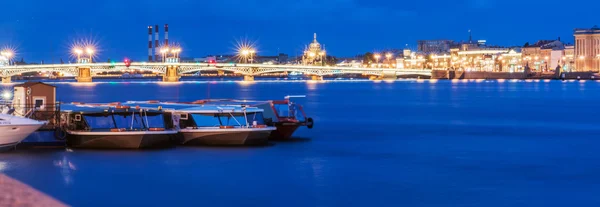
[306,117,314,129]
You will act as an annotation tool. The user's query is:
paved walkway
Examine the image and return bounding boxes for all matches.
[0,174,68,207]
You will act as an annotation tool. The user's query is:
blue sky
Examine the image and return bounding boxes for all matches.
[0,0,598,62]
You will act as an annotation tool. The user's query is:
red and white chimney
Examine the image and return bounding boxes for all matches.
[154,25,160,61]
[148,25,153,62]
[164,24,169,47]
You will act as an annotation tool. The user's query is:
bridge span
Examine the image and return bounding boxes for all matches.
[0,62,432,83]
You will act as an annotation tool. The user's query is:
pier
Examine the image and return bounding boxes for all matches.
[0,174,67,207]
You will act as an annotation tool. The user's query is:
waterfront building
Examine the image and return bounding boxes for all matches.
[564,45,575,71]
[522,39,565,72]
[455,47,510,71]
[574,25,600,71]
[499,49,523,72]
[417,40,454,54]
[302,33,326,65]
[430,54,452,69]
[397,52,426,69]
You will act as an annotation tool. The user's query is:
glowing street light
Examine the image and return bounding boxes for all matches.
[1,50,13,65]
[374,53,381,63]
[85,47,94,62]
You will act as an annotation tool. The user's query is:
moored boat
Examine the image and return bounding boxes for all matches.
[60,103,177,149]
[125,102,276,145]
[194,96,314,140]
[0,113,46,151]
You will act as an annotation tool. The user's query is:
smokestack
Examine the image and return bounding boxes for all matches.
[148,26,153,62]
[154,25,160,61]
[164,24,169,47]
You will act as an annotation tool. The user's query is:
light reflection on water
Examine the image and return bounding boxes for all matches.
[1,79,600,206]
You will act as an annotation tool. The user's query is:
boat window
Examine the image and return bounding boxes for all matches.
[146,114,165,128]
[113,113,146,129]
[274,104,295,118]
[274,104,305,121]
[246,112,265,125]
[83,115,115,131]
[217,113,247,126]
[190,114,221,127]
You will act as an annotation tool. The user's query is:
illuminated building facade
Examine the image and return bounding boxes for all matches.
[574,26,600,71]
[302,33,326,65]
[417,40,454,54]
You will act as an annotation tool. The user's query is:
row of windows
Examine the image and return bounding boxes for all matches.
[575,38,600,57]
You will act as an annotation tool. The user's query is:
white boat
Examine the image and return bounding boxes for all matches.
[0,114,45,151]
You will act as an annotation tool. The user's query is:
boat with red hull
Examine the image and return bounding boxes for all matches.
[194,96,314,140]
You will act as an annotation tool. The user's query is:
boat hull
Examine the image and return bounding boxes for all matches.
[269,123,301,140]
[179,127,275,145]
[0,124,45,152]
[66,131,176,149]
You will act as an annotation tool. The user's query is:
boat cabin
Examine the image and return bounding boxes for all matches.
[61,104,171,132]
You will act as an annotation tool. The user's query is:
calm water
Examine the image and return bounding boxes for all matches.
[2,79,600,206]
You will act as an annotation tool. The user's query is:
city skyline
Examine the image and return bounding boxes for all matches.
[1,0,598,62]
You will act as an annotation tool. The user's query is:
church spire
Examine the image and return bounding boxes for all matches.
[313,33,317,42]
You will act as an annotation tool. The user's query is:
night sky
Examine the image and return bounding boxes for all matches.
[1,0,598,62]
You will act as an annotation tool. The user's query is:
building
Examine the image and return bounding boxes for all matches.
[302,33,326,65]
[417,40,454,54]
[574,25,600,71]
[522,40,565,71]
[499,49,523,72]
[564,45,575,71]
[12,82,56,119]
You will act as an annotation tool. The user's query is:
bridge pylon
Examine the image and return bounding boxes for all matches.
[310,75,324,81]
[2,77,10,83]
[381,70,397,80]
[162,65,180,82]
[76,66,92,82]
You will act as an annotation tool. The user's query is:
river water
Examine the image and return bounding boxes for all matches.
[1,79,600,206]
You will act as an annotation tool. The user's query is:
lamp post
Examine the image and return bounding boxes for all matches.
[86,48,94,63]
[385,53,393,68]
[1,51,13,65]
[160,47,169,62]
[249,50,255,63]
[74,49,83,62]
[374,54,381,67]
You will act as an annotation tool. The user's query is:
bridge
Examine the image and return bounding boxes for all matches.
[0,62,432,83]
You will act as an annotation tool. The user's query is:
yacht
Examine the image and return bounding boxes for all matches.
[125,101,276,145]
[0,113,46,151]
[60,103,177,149]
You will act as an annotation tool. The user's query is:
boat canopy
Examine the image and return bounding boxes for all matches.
[123,101,264,113]
[60,104,163,114]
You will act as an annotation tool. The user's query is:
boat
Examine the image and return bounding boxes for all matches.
[187,96,314,140]
[252,96,314,140]
[0,113,46,151]
[60,103,177,149]
[124,101,276,145]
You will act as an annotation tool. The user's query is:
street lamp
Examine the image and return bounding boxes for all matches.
[249,50,255,63]
[1,50,13,65]
[160,47,170,62]
[72,48,83,62]
[374,53,381,64]
[86,47,94,62]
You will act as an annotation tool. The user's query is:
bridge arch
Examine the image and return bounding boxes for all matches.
[3,67,79,77]
[178,67,253,75]
[91,66,167,74]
